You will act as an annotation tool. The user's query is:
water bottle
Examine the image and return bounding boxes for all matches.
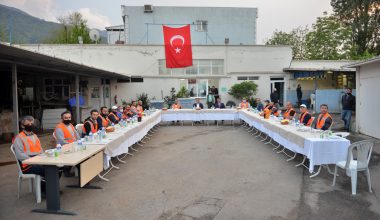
[78,140,84,151]
[102,127,106,138]
[98,131,102,142]
[89,132,93,142]
[55,144,62,157]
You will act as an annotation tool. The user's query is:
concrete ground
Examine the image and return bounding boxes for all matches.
[0,124,379,220]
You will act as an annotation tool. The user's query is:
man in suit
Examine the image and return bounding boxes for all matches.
[193,98,204,109]
[214,98,225,109]
[214,98,226,125]
[192,98,204,124]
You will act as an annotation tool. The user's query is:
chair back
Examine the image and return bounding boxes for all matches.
[346,140,374,170]
[10,145,23,176]
[75,124,84,137]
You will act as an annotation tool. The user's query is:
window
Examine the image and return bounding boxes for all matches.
[44,78,70,101]
[195,20,208,32]
[159,59,224,76]
[117,77,144,83]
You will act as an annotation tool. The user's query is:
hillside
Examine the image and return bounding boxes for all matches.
[0,4,107,44]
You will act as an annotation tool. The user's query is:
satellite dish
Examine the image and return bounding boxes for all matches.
[89,29,100,43]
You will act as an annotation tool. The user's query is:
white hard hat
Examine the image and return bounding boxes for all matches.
[111,106,118,110]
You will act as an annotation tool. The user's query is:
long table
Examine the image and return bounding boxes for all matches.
[161,109,240,122]
[22,109,350,215]
[239,110,350,173]
[23,144,105,215]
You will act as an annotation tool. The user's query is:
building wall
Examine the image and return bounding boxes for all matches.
[121,6,257,45]
[356,62,380,138]
[20,44,292,106]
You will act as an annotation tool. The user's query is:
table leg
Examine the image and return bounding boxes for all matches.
[310,165,322,178]
[32,165,75,215]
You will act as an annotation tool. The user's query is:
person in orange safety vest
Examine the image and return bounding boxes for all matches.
[315,104,333,130]
[54,111,79,145]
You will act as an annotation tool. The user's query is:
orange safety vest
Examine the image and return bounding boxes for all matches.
[272,111,280,117]
[108,112,120,122]
[283,108,295,119]
[54,123,77,143]
[300,111,313,126]
[316,113,332,129]
[172,104,182,109]
[83,120,98,134]
[240,102,249,109]
[137,105,144,113]
[264,108,271,119]
[16,131,42,171]
[98,115,110,127]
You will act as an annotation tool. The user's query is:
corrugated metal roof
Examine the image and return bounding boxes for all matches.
[284,60,356,72]
[343,55,380,68]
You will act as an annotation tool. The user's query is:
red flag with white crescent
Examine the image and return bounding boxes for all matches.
[163,25,193,68]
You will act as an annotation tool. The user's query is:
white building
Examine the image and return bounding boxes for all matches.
[107,5,258,45]
[20,44,292,107]
[345,56,380,139]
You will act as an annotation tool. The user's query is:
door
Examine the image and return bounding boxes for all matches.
[270,81,285,106]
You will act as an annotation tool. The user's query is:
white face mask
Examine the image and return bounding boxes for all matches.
[243,100,246,103]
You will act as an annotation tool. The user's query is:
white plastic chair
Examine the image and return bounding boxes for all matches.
[332,140,374,195]
[333,132,350,138]
[75,123,84,137]
[10,145,41,203]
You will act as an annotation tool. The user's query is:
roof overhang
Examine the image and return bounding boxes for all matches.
[283,68,355,72]
[0,43,130,80]
[343,56,380,68]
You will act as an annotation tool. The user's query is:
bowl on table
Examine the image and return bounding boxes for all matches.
[45,149,55,157]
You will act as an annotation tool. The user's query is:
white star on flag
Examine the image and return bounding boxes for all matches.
[174,47,181,53]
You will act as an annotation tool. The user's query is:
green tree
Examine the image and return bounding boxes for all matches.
[228,81,258,100]
[305,12,354,60]
[265,26,309,59]
[48,12,93,44]
[331,0,380,56]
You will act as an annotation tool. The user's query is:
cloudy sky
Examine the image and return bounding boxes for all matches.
[0,0,332,44]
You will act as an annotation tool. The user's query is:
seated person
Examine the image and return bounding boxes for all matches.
[283,102,296,120]
[271,107,280,117]
[131,101,139,115]
[123,105,135,119]
[299,104,313,126]
[263,100,271,110]
[83,109,100,136]
[117,106,124,119]
[256,98,264,111]
[214,98,225,109]
[172,99,182,109]
[192,98,204,109]
[98,106,111,128]
[239,97,250,109]
[314,104,333,130]
[13,116,45,190]
[137,100,144,113]
[108,106,120,124]
[54,111,79,145]
[260,101,272,119]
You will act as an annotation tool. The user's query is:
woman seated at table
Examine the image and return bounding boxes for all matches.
[83,109,100,137]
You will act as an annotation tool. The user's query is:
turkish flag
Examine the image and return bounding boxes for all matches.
[163,25,193,68]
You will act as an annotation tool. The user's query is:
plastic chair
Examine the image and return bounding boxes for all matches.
[333,132,350,138]
[10,145,41,203]
[75,123,84,137]
[332,140,374,195]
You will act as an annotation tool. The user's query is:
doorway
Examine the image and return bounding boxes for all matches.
[270,78,285,107]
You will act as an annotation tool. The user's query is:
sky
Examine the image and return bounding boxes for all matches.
[0,0,333,44]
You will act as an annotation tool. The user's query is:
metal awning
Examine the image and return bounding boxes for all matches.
[0,43,130,79]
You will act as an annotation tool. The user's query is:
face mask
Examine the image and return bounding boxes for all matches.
[243,100,246,103]
[63,120,71,125]
[24,125,34,132]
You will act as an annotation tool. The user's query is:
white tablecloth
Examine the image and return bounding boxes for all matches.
[161,109,240,121]
[239,110,350,173]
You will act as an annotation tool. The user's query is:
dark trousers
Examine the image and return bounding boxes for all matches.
[23,165,46,193]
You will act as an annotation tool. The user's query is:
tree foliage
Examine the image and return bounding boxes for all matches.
[47,12,93,44]
[265,26,309,59]
[228,81,258,100]
[305,12,354,60]
[331,0,380,56]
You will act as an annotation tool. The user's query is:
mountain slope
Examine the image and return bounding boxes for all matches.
[0,4,108,44]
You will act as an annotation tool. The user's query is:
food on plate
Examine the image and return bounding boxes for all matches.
[280,119,290,125]
[106,126,115,133]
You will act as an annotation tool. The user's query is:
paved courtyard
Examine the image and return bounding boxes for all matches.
[0,125,380,220]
